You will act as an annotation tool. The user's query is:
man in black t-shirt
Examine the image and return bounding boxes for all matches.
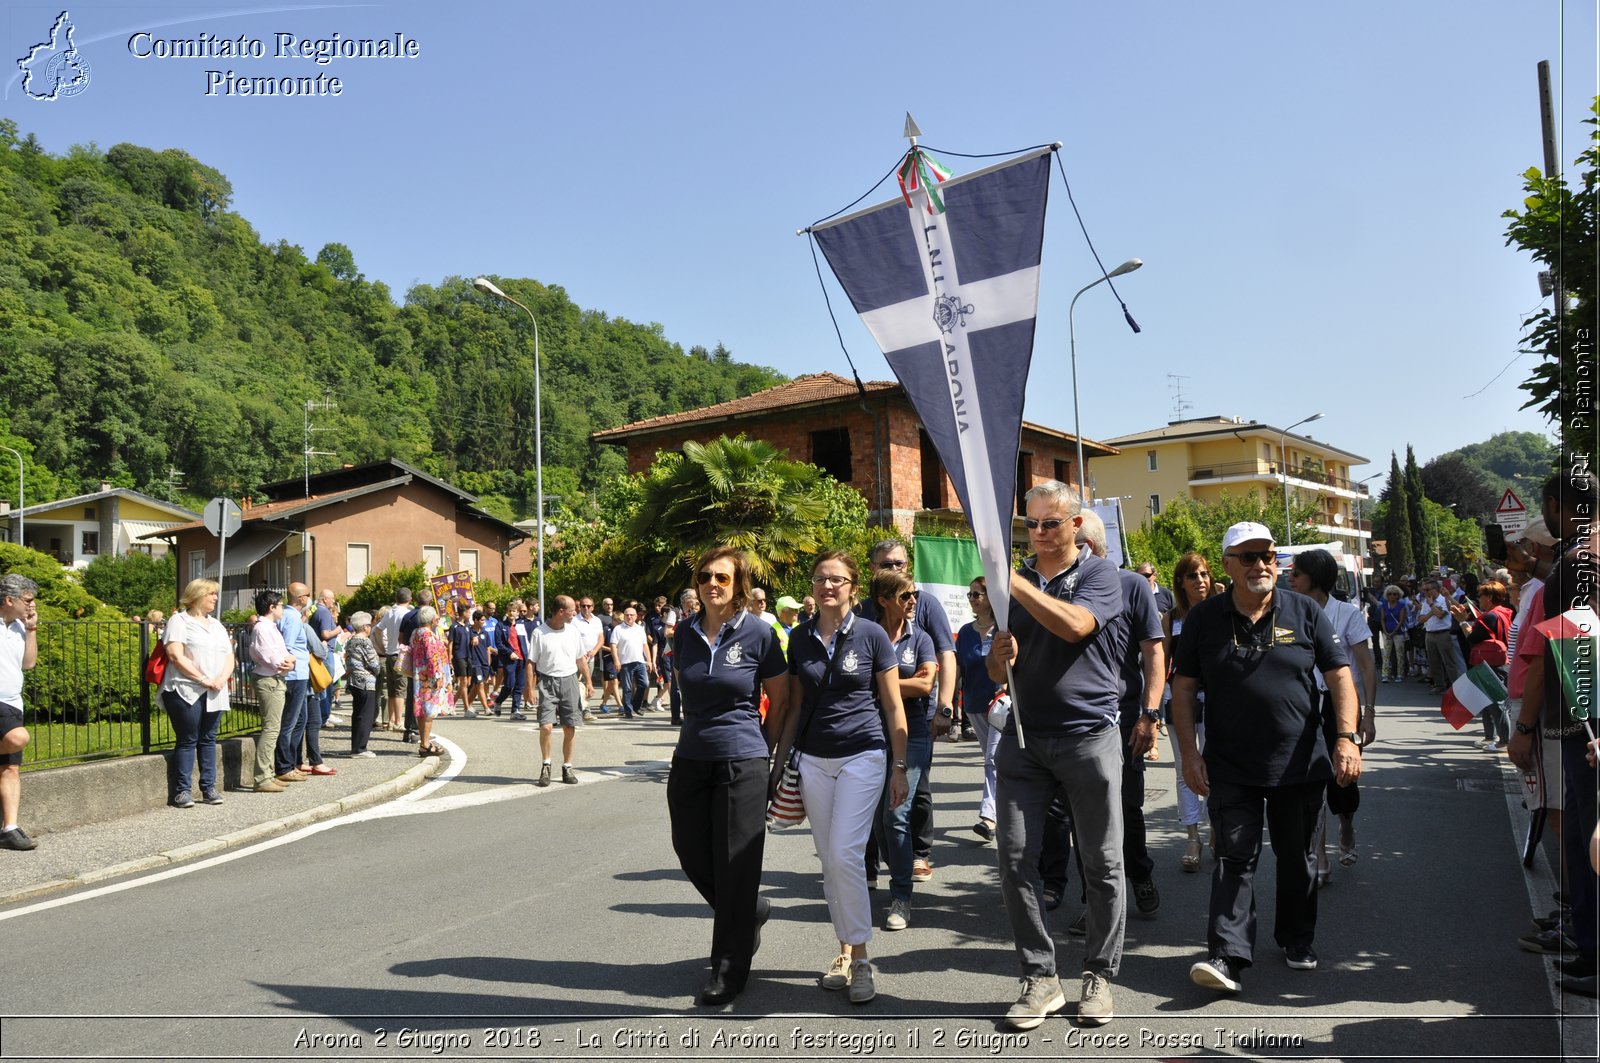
[1172,522,1360,995]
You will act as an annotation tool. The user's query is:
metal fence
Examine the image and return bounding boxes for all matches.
[22,621,264,770]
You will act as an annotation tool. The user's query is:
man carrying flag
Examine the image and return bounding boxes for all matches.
[986,481,1127,1029]
[1508,466,1599,997]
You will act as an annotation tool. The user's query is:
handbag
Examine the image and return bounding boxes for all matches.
[308,652,334,692]
[143,642,168,686]
[765,622,841,832]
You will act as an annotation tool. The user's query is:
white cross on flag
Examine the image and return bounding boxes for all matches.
[811,147,1052,629]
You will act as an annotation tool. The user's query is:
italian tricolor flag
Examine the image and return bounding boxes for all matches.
[1441,663,1509,730]
[1534,607,1599,722]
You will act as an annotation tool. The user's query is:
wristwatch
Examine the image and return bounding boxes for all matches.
[937,706,954,719]
[1336,731,1364,747]
[1139,709,1160,721]
[1515,720,1536,736]
[893,760,908,771]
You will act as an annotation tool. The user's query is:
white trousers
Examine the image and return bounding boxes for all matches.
[799,748,885,947]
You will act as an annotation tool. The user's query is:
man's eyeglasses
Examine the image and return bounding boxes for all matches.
[812,574,854,588]
[1226,550,1276,567]
[1023,517,1067,531]
[877,559,908,570]
[696,570,732,587]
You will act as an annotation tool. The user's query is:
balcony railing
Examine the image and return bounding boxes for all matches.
[1188,461,1370,495]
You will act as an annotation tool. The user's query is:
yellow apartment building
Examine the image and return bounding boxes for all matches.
[1093,416,1373,553]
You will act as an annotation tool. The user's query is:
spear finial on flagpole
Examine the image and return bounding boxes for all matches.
[903,112,922,146]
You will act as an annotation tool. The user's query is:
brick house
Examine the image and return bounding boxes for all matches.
[146,460,531,610]
[591,372,1117,537]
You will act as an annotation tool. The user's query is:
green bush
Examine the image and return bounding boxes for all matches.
[0,542,116,619]
[81,550,176,616]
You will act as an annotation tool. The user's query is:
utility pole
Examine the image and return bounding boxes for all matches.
[302,390,336,584]
[1536,61,1565,331]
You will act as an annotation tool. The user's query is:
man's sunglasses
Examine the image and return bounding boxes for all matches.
[1226,550,1277,567]
[1023,517,1067,531]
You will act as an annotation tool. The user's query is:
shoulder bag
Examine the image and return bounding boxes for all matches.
[766,624,841,832]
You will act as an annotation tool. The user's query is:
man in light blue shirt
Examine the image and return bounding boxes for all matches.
[276,582,312,781]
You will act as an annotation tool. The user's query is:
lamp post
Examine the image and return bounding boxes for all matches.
[1069,258,1143,505]
[0,445,21,549]
[473,277,545,618]
[1279,412,1324,546]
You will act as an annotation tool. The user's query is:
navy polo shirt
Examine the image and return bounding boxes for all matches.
[789,613,897,758]
[956,621,1000,720]
[1006,550,1126,736]
[1114,569,1166,717]
[1174,587,1347,787]
[888,624,937,741]
[674,610,788,761]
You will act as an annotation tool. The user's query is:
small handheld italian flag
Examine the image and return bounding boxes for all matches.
[1533,606,1599,722]
[1441,663,1509,730]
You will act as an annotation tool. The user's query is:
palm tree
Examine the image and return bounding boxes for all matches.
[627,436,831,583]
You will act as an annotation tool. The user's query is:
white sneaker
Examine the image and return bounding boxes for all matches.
[820,953,852,990]
[325,714,342,727]
[885,898,910,931]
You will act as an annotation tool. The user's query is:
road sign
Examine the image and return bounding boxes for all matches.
[203,497,242,539]
[1494,488,1527,535]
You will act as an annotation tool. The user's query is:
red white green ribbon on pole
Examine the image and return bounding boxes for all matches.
[898,147,953,215]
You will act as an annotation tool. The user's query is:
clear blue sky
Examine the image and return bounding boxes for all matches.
[5,0,1595,477]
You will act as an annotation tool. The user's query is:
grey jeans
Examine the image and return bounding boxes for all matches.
[252,675,286,785]
[996,723,1126,979]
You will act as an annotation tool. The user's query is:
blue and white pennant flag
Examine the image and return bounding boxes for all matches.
[812,147,1052,630]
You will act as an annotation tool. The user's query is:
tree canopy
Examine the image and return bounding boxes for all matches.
[1503,97,1598,470]
[0,124,785,521]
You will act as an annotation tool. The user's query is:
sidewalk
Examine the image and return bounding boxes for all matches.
[0,693,680,907]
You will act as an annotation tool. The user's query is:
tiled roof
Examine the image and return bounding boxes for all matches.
[591,373,900,440]
[590,371,1118,454]
[1101,417,1367,463]
[145,479,413,537]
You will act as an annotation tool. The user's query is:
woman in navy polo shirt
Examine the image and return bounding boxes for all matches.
[870,568,937,934]
[667,546,790,1007]
[775,550,909,1004]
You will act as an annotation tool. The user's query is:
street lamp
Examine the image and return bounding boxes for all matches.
[473,277,545,619]
[1279,412,1324,546]
[1069,258,1143,505]
[0,445,21,549]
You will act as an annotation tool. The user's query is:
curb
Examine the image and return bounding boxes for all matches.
[0,756,445,907]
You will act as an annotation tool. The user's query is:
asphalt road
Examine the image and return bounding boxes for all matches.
[0,683,1594,1063]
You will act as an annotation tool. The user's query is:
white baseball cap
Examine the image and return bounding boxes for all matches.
[1221,521,1276,551]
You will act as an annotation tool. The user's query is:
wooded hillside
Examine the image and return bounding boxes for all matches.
[0,123,784,521]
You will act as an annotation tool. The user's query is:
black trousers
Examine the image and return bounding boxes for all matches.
[1206,777,1323,968]
[1119,718,1153,881]
[667,755,767,987]
[349,687,376,754]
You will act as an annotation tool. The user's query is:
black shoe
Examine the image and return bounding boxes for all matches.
[1285,945,1318,970]
[1556,956,1597,978]
[561,765,578,784]
[1132,877,1160,915]
[754,896,771,957]
[698,972,742,1006]
[1191,954,1243,993]
[1043,886,1064,912]
[1562,974,1599,998]
[0,827,37,851]
[536,763,552,788]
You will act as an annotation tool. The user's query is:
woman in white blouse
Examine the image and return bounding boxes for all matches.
[159,579,235,808]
